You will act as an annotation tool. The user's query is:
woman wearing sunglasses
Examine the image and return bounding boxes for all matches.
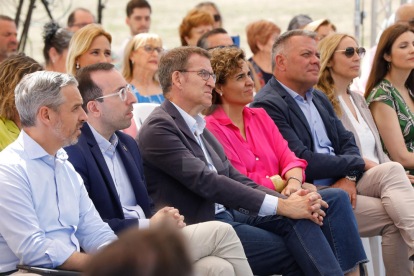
[122,33,164,104]
[317,33,414,275]
[365,24,414,178]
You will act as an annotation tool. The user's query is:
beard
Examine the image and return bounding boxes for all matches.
[52,118,82,147]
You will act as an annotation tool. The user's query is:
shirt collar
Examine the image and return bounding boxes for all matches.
[18,129,68,162]
[88,122,119,154]
[211,106,255,126]
[277,80,314,103]
[170,101,206,135]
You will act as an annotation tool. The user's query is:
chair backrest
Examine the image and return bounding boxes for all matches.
[132,103,160,130]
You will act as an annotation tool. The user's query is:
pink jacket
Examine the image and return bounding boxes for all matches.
[205,106,307,190]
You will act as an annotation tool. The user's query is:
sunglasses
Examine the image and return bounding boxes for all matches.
[335,47,366,58]
[137,44,163,54]
[214,14,221,22]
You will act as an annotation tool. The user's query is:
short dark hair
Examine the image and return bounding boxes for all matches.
[126,0,152,17]
[67,8,94,27]
[197,27,228,49]
[0,15,14,22]
[159,46,211,96]
[43,21,73,65]
[75,62,115,112]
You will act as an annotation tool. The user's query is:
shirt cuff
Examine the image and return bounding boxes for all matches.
[139,219,150,230]
[258,194,278,217]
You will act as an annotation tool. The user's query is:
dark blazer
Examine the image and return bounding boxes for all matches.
[250,77,365,183]
[65,123,155,234]
[136,100,284,225]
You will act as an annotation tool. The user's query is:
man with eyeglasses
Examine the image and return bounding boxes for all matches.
[137,46,368,275]
[66,8,96,33]
[65,62,255,276]
[197,28,235,50]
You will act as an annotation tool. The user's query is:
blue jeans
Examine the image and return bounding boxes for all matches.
[215,188,367,276]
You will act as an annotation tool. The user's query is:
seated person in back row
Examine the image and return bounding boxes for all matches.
[65,63,253,276]
[136,45,367,276]
[0,71,117,274]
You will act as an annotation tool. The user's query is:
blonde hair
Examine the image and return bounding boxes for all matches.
[122,33,163,82]
[304,19,337,33]
[315,33,357,117]
[66,23,112,75]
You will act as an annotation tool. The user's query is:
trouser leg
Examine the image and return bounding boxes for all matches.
[182,221,253,276]
[225,210,345,276]
[318,188,368,275]
[353,194,412,276]
[357,162,414,259]
[193,256,235,276]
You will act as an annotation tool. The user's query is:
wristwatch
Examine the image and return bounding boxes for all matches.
[345,175,357,182]
[345,170,361,182]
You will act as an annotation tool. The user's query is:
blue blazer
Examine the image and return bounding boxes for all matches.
[251,77,365,183]
[65,123,155,234]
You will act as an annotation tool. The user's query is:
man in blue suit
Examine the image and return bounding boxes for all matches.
[65,63,255,276]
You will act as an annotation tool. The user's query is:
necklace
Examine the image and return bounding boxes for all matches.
[133,79,163,104]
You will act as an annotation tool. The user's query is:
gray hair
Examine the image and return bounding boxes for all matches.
[287,14,312,31]
[15,71,78,127]
[271,29,317,72]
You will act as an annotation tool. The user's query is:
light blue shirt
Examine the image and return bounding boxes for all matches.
[278,81,336,186]
[170,101,278,216]
[88,123,149,229]
[0,130,117,273]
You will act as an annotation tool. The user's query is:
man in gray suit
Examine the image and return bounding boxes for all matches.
[137,46,367,276]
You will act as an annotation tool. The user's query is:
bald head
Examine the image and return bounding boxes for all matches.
[396,3,414,23]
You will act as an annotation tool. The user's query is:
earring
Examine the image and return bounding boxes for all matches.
[131,60,134,64]
[387,62,391,70]
[76,63,80,69]
[220,92,223,96]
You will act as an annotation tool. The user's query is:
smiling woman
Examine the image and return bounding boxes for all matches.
[66,23,112,75]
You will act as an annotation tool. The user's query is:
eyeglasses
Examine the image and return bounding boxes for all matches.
[335,47,366,58]
[138,44,163,54]
[178,69,217,82]
[397,19,414,28]
[207,44,239,51]
[213,14,221,22]
[95,84,133,102]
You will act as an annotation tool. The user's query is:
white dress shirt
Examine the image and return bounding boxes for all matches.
[0,130,117,273]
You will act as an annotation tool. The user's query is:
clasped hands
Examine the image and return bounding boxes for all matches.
[150,206,186,229]
[279,189,328,226]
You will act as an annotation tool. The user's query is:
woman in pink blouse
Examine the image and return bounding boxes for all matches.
[203,47,313,195]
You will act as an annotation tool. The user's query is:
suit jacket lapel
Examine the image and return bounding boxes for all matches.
[271,79,312,137]
[116,139,152,217]
[83,124,123,213]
